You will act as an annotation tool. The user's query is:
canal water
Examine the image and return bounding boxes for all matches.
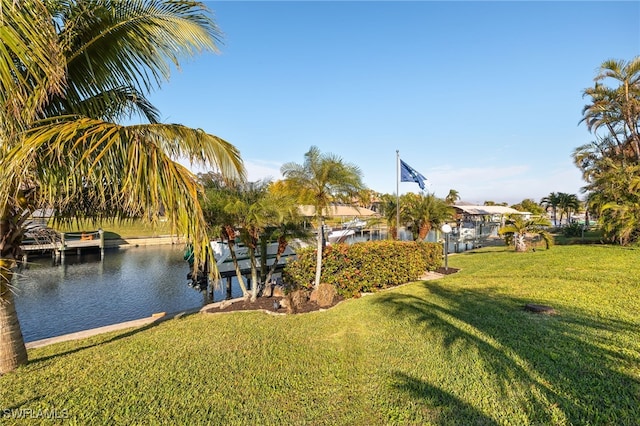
[13,245,244,343]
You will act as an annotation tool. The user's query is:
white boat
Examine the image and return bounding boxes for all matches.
[342,219,367,230]
[210,241,296,275]
[327,229,355,244]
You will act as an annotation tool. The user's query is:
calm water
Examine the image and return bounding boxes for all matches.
[13,245,243,343]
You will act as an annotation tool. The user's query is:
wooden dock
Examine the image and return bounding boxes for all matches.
[20,230,105,262]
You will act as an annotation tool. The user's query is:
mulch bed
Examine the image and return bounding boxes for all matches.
[204,294,345,315]
[204,269,458,315]
[434,267,460,275]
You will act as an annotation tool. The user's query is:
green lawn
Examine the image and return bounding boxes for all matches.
[1,245,639,425]
[51,219,174,239]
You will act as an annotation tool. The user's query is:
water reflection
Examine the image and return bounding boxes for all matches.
[14,245,211,343]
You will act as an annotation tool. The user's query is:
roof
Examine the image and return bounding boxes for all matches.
[298,205,379,218]
[453,205,528,215]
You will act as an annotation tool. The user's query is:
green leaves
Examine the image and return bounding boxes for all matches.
[577,57,640,245]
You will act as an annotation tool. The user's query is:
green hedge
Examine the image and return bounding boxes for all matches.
[283,240,442,297]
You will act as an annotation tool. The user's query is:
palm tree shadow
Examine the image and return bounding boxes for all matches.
[4,396,44,411]
[373,284,640,424]
[28,310,200,365]
[391,371,499,425]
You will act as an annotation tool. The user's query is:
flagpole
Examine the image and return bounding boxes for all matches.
[396,150,400,240]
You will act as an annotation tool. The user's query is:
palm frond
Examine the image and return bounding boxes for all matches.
[2,116,244,266]
[58,0,221,114]
[0,0,65,132]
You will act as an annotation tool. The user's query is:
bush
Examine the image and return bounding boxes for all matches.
[562,222,584,238]
[283,240,441,297]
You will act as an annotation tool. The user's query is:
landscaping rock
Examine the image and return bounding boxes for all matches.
[310,283,337,308]
[279,298,289,309]
[272,285,285,298]
[286,289,309,314]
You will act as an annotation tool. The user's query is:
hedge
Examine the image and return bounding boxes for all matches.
[283,240,442,297]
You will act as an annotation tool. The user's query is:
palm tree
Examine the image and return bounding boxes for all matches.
[261,187,313,293]
[575,57,640,245]
[378,193,400,240]
[226,180,280,302]
[557,193,581,225]
[402,193,453,241]
[280,146,365,289]
[581,58,640,161]
[499,216,552,252]
[445,189,461,205]
[0,1,244,374]
[201,183,251,298]
[540,192,561,226]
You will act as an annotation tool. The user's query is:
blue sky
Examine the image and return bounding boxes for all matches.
[149,1,640,204]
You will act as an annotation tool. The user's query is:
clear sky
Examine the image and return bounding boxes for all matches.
[148,1,640,205]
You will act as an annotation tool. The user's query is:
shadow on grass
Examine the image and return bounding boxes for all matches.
[373,283,640,425]
[391,371,499,425]
[28,310,200,365]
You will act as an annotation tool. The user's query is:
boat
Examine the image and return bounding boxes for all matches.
[210,241,297,275]
[342,218,367,230]
[327,229,355,244]
[186,240,297,291]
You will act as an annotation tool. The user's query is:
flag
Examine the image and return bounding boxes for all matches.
[400,159,427,190]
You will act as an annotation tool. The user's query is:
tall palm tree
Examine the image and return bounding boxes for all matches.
[280,146,365,289]
[557,193,581,225]
[445,189,461,205]
[576,57,640,245]
[540,192,561,226]
[498,216,552,252]
[581,57,640,161]
[0,0,244,374]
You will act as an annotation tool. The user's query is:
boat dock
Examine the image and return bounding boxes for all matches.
[20,230,105,262]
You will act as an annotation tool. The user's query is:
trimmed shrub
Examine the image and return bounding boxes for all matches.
[283,240,441,297]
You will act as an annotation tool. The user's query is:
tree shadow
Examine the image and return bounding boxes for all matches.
[3,396,44,411]
[373,283,640,424]
[391,371,499,425]
[27,310,200,365]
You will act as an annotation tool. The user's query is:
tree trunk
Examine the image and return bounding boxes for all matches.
[227,241,249,298]
[0,263,28,374]
[515,234,527,252]
[418,223,431,241]
[389,225,397,240]
[259,237,267,287]
[265,236,287,296]
[249,245,259,302]
[314,218,323,289]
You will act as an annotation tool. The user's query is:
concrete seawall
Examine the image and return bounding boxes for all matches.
[103,235,185,249]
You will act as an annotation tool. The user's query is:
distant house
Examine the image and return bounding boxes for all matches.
[298,205,379,222]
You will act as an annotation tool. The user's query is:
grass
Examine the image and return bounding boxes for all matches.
[1,245,639,424]
[50,219,174,239]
